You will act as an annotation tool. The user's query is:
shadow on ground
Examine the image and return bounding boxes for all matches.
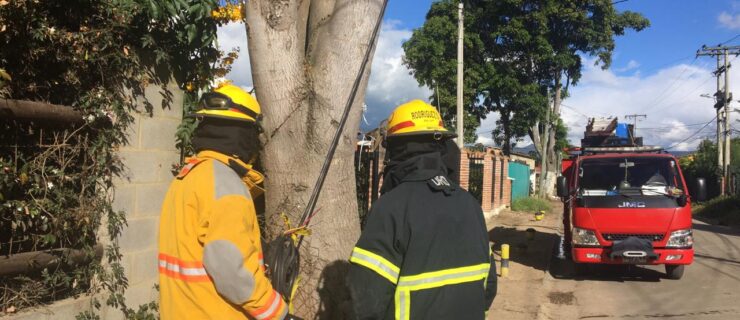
[488,226,560,273]
[549,243,666,283]
[316,260,353,320]
[692,219,740,237]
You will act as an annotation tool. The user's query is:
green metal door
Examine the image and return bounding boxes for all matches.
[508,161,530,201]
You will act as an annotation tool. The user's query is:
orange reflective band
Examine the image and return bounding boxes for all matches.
[388,121,415,134]
[252,290,286,320]
[158,253,211,282]
[176,158,206,179]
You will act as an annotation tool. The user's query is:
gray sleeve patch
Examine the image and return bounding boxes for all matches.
[203,240,255,305]
[212,160,251,200]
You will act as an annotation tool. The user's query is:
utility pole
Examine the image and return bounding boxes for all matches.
[724,48,732,194]
[697,45,740,195]
[624,114,646,140]
[716,54,725,192]
[456,1,464,147]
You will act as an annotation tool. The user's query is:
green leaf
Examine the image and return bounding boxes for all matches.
[186,24,196,45]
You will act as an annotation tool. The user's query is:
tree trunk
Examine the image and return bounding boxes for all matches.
[245,0,383,317]
[542,77,563,197]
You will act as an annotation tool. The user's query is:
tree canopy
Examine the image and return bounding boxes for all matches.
[403,0,649,153]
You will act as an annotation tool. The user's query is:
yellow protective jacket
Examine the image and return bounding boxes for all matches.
[158,150,287,320]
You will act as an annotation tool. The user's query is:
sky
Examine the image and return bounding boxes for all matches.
[219,0,740,151]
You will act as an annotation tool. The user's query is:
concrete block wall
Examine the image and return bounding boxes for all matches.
[4,84,183,320]
[112,83,183,313]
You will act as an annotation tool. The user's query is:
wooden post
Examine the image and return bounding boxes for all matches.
[0,245,103,277]
[1,99,83,123]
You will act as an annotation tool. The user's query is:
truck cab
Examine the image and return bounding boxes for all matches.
[557,119,705,280]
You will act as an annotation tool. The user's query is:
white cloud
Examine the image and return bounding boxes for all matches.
[217,22,253,88]
[719,11,740,30]
[221,21,724,152]
[614,59,640,73]
[562,57,728,151]
[363,21,433,129]
[220,21,430,130]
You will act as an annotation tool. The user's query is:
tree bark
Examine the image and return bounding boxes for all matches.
[245,1,383,317]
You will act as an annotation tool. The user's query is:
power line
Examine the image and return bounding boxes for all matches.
[720,34,740,45]
[560,103,592,118]
[640,57,699,113]
[639,121,716,130]
[664,115,717,150]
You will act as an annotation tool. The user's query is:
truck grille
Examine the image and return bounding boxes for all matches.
[602,233,664,242]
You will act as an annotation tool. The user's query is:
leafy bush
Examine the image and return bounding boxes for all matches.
[0,0,241,315]
[693,196,740,226]
[511,197,551,213]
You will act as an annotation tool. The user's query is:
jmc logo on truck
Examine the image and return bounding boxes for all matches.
[556,118,706,280]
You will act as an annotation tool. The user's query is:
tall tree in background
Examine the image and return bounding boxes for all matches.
[244,0,383,317]
[517,0,650,196]
[403,0,648,194]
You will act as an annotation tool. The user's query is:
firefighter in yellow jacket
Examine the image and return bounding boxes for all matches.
[158,82,292,319]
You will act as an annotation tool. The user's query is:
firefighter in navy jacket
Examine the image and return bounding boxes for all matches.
[348,100,497,320]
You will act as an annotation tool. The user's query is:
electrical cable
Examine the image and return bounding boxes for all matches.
[664,115,717,150]
[265,0,390,301]
[641,57,701,113]
[720,34,740,45]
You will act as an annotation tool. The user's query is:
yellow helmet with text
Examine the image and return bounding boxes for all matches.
[385,99,456,138]
[194,82,262,122]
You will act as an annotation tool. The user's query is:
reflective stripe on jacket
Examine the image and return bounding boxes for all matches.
[158,150,287,320]
[348,153,497,320]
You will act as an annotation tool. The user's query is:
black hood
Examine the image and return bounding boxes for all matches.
[192,118,260,163]
[381,136,460,194]
[381,152,451,194]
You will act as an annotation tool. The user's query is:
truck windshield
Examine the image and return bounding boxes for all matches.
[578,157,684,197]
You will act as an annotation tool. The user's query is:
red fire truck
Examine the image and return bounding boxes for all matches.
[556,118,706,279]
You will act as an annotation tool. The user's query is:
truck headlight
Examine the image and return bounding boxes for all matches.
[572,227,600,246]
[666,229,693,248]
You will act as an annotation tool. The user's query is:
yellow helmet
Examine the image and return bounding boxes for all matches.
[194,83,262,122]
[385,99,455,138]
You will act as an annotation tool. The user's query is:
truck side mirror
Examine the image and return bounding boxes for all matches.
[694,178,707,202]
[556,176,569,198]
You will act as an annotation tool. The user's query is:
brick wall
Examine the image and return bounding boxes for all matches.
[502,155,512,208]
[5,84,183,320]
[454,148,512,218]
[459,150,470,190]
[481,152,493,212]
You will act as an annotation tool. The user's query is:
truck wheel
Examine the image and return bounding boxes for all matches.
[574,263,589,276]
[665,265,685,280]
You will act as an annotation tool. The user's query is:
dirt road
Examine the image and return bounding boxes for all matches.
[487,204,740,319]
